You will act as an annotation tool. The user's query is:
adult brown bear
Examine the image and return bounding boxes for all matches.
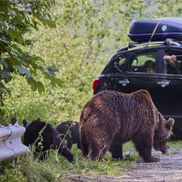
[79,89,174,163]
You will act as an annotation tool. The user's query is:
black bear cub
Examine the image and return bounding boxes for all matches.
[56,120,80,150]
[23,119,75,162]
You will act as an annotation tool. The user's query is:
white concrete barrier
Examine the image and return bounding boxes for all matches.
[0,123,29,161]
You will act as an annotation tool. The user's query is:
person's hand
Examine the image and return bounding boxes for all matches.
[163,55,171,60]
[170,55,177,62]
[163,55,177,67]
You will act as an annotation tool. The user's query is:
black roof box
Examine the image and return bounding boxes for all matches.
[128,18,182,43]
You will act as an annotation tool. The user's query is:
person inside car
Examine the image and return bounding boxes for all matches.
[163,54,177,66]
[163,54,181,74]
[143,60,155,73]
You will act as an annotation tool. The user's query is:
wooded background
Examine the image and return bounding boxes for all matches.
[1,0,181,124]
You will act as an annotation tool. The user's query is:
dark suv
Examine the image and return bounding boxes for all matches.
[92,18,182,138]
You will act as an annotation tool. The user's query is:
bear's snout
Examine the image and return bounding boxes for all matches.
[161,145,170,156]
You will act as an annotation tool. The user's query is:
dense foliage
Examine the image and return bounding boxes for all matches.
[1,0,181,122]
[1,0,145,122]
[0,0,61,99]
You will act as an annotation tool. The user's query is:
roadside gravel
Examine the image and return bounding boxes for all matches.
[69,148,182,182]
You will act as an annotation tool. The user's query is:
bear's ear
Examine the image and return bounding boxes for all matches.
[11,117,17,125]
[166,118,175,130]
[23,119,30,128]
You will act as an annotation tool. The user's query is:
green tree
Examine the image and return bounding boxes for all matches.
[1,0,145,122]
[0,0,60,98]
[154,0,182,17]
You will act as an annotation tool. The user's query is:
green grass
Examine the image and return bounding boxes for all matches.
[169,140,182,148]
[1,140,181,181]
[0,144,137,182]
[68,145,136,176]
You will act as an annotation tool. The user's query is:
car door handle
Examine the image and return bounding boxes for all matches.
[157,80,170,88]
[118,79,130,86]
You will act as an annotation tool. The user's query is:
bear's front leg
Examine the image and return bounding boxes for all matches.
[58,145,75,162]
[133,135,159,163]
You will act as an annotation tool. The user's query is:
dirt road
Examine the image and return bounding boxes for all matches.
[116,150,182,182]
[69,149,182,182]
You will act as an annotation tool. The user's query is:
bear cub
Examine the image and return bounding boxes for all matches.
[23,119,75,162]
[56,120,80,150]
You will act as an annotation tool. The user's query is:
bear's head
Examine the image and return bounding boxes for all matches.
[23,119,47,147]
[153,114,174,155]
[22,119,57,160]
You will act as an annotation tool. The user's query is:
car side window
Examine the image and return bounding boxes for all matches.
[130,51,157,73]
[163,50,182,74]
[112,55,127,73]
[118,57,125,65]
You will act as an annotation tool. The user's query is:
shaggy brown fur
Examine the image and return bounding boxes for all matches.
[79,89,174,163]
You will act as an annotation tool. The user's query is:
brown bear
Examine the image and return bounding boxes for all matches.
[79,89,174,163]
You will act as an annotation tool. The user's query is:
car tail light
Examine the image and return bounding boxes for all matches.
[92,77,101,91]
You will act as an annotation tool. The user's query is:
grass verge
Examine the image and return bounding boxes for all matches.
[0,143,137,182]
[1,140,181,181]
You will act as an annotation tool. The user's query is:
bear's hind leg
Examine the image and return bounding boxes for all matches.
[109,141,123,160]
[80,130,89,158]
[133,135,159,163]
[89,142,108,160]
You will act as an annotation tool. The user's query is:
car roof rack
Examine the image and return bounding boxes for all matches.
[128,41,164,48]
[128,38,182,49]
[116,38,182,54]
[164,38,182,46]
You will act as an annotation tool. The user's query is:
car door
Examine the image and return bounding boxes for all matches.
[115,46,182,121]
[116,48,163,98]
[96,44,182,136]
[99,47,163,96]
[155,47,182,119]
